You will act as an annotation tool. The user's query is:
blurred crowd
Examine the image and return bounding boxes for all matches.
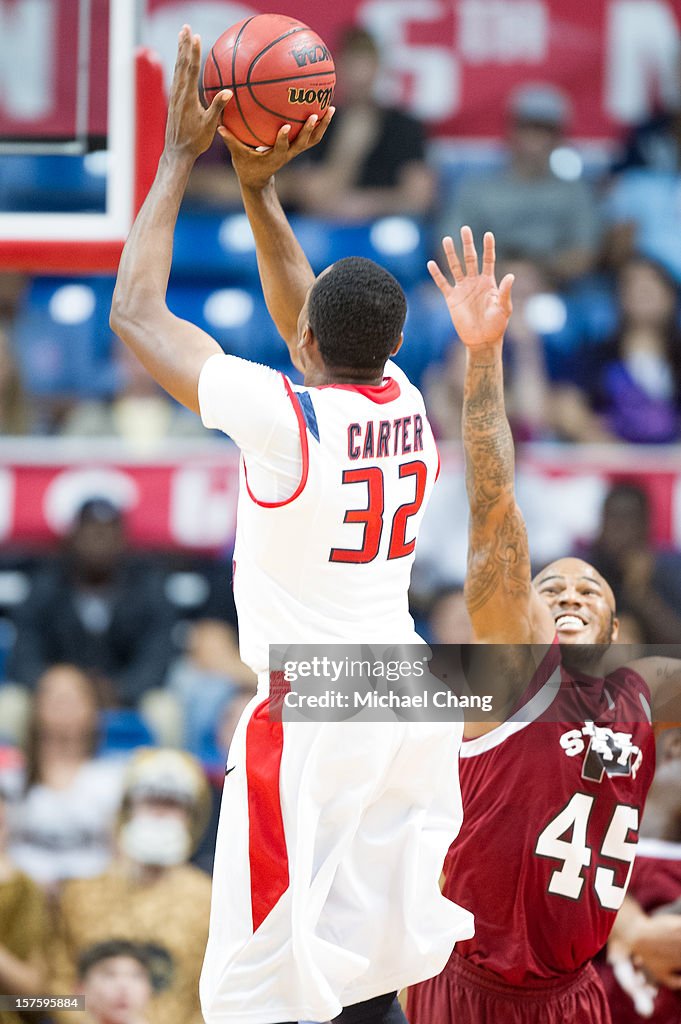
[1,29,681,444]
[1,20,681,1024]
[0,669,680,1024]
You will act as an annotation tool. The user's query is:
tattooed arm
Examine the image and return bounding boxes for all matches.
[428,229,554,643]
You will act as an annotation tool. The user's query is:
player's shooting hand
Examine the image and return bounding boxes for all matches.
[218,109,335,191]
[428,228,514,350]
[630,913,681,989]
[165,25,232,161]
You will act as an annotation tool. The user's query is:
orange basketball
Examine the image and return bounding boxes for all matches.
[203,14,335,148]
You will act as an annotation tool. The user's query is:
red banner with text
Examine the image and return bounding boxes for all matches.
[2,0,679,141]
[144,0,681,139]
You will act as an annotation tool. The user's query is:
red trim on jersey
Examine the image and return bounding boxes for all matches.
[435,445,441,482]
[243,375,310,508]
[246,694,289,932]
[316,377,401,404]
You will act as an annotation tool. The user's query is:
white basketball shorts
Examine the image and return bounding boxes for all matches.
[200,689,474,1024]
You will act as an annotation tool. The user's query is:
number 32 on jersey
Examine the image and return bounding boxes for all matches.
[329,460,428,564]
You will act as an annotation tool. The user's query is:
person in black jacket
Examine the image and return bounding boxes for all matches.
[8,498,175,706]
[291,26,434,221]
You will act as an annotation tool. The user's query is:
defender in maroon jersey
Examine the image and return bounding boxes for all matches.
[408,229,681,1024]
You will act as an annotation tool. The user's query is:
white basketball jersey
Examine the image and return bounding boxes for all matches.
[198,355,472,1024]
[233,360,439,676]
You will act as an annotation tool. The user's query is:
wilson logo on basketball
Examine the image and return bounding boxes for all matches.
[291,44,332,67]
[288,87,334,110]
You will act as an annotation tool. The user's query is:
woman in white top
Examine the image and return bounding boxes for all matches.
[6,665,125,890]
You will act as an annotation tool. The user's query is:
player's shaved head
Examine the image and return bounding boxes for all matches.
[533,557,616,613]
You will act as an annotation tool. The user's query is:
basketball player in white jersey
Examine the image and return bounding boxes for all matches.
[110,27,474,1024]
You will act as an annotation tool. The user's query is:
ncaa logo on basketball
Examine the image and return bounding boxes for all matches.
[291,43,332,67]
[288,87,334,110]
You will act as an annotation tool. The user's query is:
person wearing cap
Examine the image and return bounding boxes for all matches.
[439,82,600,283]
[77,940,173,1024]
[8,497,175,707]
[48,750,211,1024]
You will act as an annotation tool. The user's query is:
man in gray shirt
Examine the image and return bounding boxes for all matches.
[441,84,599,283]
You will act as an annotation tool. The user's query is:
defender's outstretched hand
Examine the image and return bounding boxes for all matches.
[218,110,335,191]
[428,227,514,350]
[165,26,232,159]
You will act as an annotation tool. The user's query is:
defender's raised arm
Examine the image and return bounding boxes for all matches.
[429,228,553,643]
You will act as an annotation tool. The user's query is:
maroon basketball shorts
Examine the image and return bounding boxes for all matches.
[407,952,612,1024]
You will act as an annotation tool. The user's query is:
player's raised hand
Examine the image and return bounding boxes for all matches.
[428,227,514,350]
[218,109,335,191]
[165,25,232,160]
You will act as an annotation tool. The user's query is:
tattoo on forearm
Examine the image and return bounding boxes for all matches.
[463,361,515,510]
[463,358,531,615]
[465,506,531,613]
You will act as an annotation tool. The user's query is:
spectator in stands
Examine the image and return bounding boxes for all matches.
[0,328,28,435]
[50,749,211,1024]
[8,498,176,706]
[290,26,434,220]
[425,258,554,441]
[612,102,681,176]
[166,618,255,757]
[440,83,599,283]
[578,482,681,644]
[5,664,124,890]
[0,786,48,1024]
[60,344,204,449]
[605,78,681,281]
[552,257,681,443]
[77,940,172,1024]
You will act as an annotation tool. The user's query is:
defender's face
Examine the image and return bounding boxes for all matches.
[535,566,616,646]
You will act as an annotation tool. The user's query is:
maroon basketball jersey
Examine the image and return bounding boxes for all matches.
[442,644,656,986]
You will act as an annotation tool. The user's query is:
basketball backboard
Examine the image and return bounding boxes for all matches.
[0,0,165,272]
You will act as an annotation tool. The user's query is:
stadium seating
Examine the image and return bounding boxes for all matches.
[171,212,429,287]
[12,276,117,396]
[0,153,107,214]
[166,281,287,369]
